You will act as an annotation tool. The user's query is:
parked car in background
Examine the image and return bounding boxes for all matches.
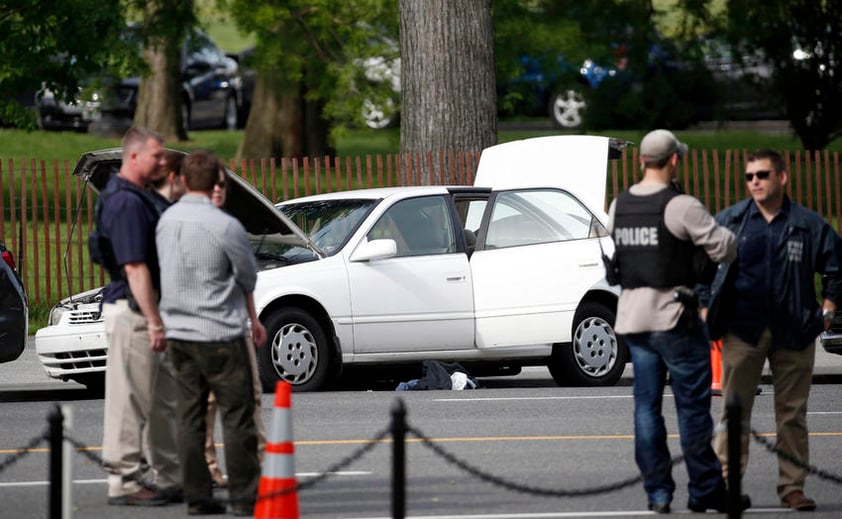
[36,85,101,131]
[36,136,629,391]
[0,240,28,364]
[820,314,842,356]
[36,27,248,133]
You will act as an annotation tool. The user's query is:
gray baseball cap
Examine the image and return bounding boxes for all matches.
[639,129,688,162]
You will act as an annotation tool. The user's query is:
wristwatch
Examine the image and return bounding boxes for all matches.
[823,308,835,321]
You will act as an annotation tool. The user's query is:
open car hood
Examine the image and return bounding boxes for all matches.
[473,135,630,216]
[72,148,322,256]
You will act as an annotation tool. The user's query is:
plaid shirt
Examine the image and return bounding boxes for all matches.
[156,193,257,342]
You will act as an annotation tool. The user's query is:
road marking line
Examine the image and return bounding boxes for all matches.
[0,471,370,488]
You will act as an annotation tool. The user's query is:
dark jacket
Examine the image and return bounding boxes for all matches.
[703,197,842,348]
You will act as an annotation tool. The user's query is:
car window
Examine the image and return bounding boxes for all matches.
[280,199,375,255]
[485,189,597,249]
[368,196,456,257]
[186,31,223,68]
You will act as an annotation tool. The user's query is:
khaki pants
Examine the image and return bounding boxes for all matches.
[714,328,815,498]
[102,300,181,497]
[205,335,266,473]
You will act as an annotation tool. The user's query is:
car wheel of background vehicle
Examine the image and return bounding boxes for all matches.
[222,95,238,130]
[549,89,587,129]
[258,307,330,392]
[548,302,626,387]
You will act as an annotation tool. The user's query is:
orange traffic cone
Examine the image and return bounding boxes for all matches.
[710,340,723,396]
[254,381,299,519]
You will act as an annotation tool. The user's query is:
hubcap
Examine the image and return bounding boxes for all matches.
[271,322,318,384]
[572,316,617,378]
[551,90,586,128]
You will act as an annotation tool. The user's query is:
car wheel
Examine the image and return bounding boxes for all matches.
[548,302,626,387]
[258,307,331,392]
[549,89,587,129]
[222,95,238,130]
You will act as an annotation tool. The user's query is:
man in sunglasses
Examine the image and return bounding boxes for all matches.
[608,129,738,514]
[703,148,842,511]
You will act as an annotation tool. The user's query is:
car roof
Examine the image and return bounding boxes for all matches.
[278,185,457,205]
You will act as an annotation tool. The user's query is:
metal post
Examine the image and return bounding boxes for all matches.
[48,404,63,519]
[62,405,74,519]
[391,398,406,519]
[726,392,742,519]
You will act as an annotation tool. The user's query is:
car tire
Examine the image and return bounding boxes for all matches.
[222,95,238,130]
[257,307,331,392]
[548,302,626,387]
[549,88,586,129]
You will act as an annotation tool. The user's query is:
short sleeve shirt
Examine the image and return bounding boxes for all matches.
[100,175,161,303]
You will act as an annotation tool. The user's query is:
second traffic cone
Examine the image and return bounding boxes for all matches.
[710,340,723,396]
[254,381,299,519]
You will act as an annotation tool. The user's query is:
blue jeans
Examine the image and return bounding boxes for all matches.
[624,319,726,505]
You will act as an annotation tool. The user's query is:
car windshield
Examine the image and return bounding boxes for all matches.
[270,198,377,258]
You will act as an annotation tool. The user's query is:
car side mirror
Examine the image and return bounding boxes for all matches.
[350,239,397,262]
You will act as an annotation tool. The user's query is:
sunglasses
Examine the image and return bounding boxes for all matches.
[744,170,772,182]
[215,179,228,188]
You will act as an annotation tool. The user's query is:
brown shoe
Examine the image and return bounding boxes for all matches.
[781,490,817,511]
[210,468,228,489]
[107,487,167,506]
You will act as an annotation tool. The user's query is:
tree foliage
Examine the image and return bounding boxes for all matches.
[0,0,132,128]
[217,0,398,159]
[719,0,842,149]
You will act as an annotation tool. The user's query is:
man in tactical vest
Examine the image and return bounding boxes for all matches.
[607,129,741,514]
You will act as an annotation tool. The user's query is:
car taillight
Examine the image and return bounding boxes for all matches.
[1,250,15,270]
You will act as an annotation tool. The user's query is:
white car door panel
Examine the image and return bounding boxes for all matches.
[472,189,606,348]
[347,254,474,353]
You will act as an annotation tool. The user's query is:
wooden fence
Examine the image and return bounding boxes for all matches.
[2,148,840,306]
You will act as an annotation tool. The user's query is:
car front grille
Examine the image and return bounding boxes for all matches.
[48,349,108,371]
[66,309,102,325]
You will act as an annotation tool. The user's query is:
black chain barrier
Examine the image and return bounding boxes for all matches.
[6,401,842,514]
[749,427,842,485]
[0,427,49,473]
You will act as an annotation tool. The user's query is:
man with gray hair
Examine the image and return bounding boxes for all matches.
[157,149,266,516]
[607,129,743,513]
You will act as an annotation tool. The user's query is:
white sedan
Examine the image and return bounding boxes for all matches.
[36,135,627,391]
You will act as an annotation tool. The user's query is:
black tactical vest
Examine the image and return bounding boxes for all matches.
[612,187,697,289]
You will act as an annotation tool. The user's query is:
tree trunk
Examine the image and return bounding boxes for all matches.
[134,39,186,142]
[236,69,332,161]
[399,0,496,183]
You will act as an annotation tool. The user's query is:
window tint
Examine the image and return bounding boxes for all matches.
[368,196,456,257]
[485,190,595,249]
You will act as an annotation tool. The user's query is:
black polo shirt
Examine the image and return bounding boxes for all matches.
[728,198,790,345]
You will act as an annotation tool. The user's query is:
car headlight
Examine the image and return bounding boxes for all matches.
[48,305,67,326]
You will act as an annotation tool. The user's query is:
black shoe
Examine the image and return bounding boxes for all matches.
[107,487,167,506]
[231,504,255,516]
[187,499,227,515]
[688,493,751,513]
[154,485,184,504]
[648,502,671,514]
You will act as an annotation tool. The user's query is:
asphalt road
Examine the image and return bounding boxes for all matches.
[2,338,842,518]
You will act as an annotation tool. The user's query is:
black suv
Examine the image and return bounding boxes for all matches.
[38,28,248,132]
[0,240,27,364]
